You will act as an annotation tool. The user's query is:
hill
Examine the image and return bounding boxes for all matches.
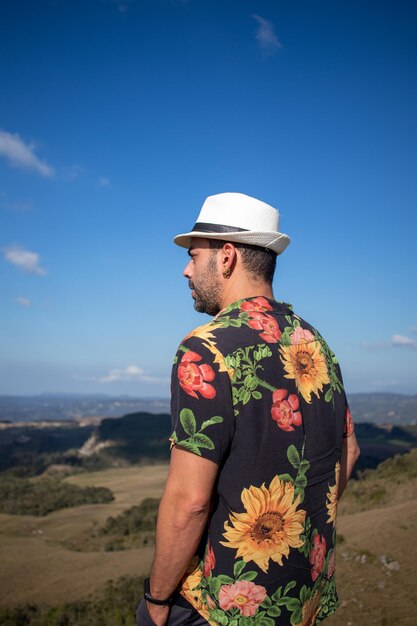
[347,392,417,425]
[0,476,114,516]
[352,422,417,474]
[0,412,171,476]
[2,413,415,479]
[0,420,95,476]
[92,411,171,464]
[1,450,417,624]
[326,448,417,626]
[88,415,416,477]
[0,394,170,422]
[64,496,159,552]
[0,465,168,608]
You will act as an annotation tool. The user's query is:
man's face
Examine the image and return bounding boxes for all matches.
[183,238,222,316]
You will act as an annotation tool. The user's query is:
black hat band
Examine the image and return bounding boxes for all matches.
[192,222,249,234]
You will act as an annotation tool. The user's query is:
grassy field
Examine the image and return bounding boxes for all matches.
[327,499,417,625]
[326,450,417,625]
[1,456,416,624]
[0,464,168,606]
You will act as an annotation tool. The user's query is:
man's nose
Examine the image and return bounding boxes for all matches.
[183,260,192,278]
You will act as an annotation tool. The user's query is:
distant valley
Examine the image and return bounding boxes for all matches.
[1,392,416,424]
[0,394,170,422]
[1,410,417,479]
[1,398,417,626]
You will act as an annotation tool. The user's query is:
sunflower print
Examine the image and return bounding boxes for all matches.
[326,461,340,526]
[279,340,330,403]
[221,475,306,573]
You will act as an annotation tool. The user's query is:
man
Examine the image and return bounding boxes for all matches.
[136,192,360,626]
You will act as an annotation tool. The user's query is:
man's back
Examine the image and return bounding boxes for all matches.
[171,296,353,625]
[138,193,359,626]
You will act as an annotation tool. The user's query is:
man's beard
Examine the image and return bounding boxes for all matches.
[189,253,222,316]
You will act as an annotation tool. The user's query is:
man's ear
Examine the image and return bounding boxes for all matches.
[221,242,237,274]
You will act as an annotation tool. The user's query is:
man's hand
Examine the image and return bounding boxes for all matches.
[146,602,170,626]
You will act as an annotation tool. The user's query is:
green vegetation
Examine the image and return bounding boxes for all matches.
[357,447,417,482]
[95,412,171,464]
[340,448,417,514]
[0,476,114,516]
[0,423,95,476]
[1,416,415,480]
[370,447,417,480]
[0,412,171,477]
[0,575,144,626]
[352,423,417,475]
[101,497,159,535]
[350,483,387,507]
[65,497,160,552]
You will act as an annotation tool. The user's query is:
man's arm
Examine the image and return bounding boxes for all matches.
[146,446,219,626]
[338,432,360,498]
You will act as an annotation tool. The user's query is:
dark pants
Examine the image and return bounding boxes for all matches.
[136,596,209,626]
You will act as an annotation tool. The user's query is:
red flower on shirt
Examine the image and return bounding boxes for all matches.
[247,312,281,343]
[240,297,273,313]
[203,541,216,577]
[178,351,216,400]
[309,533,326,581]
[271,389,302,432]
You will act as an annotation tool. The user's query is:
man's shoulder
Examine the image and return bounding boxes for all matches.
[175,298,334,356]
[180,319,218,346]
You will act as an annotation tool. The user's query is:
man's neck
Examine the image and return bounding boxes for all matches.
[220,282,275,310]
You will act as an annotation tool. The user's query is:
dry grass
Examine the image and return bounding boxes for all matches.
[1,460,417,625]
[326,486,417,625]
[0,464,168,606]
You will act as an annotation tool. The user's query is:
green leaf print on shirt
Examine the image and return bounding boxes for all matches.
[171,409,224,456]
[224,345,275,416]
[279,315,302,347]
[200,559,287,625]
[200,562,321,625]
[285,442,310,504]
[315,333,343,403]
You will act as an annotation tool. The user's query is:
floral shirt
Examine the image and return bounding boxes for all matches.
[170,297,354,626]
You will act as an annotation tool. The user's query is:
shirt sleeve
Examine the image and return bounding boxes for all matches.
[170,334,235,465]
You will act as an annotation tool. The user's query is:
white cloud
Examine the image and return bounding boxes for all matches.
[16,296,31,307]
[97,365,168,384]
[392,334,417,349]
[99,365,144,383]
[0,130,54,177]
[360,341,388,351]
[97,176,111,187]
[361,334,417,350]
[3,244,47,276]
[252,15,282,55]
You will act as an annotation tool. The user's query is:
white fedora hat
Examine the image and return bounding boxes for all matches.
[173,192,290,255]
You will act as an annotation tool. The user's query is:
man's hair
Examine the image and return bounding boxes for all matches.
[208,239,277,284]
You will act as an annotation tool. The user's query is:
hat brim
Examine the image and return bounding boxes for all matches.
[173,230,290,256]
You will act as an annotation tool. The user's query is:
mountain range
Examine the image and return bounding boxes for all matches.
[1,392,416,424]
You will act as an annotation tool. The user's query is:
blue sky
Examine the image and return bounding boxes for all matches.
[1,0,416,397]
